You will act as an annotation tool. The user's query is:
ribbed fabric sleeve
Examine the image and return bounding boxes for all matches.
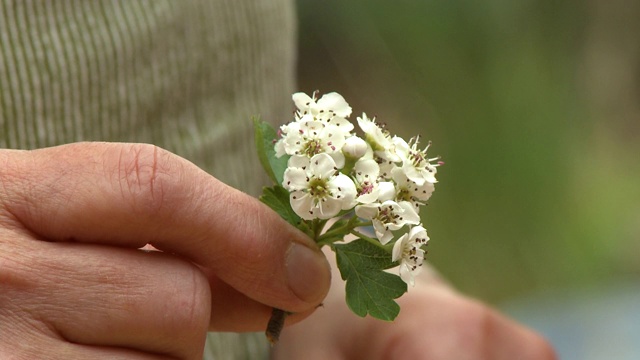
[0,0,296,197]
[0,1,297,359]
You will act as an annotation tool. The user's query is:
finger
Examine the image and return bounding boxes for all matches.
[45,343,180,360]
[3,237,209,359]
[205,273,316,332]
[7,332,183,360]
[482,311,557,360]
[365,285,557,360]
[0,143,330,315]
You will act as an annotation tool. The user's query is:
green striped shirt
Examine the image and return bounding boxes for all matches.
[0,0,296,358]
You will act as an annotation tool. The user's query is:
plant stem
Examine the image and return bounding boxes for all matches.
[265,308,290,345]
[350,230,391,252]
[316,218,374,246]
[310,218,329,241]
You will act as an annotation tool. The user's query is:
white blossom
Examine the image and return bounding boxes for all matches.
[357,113,401,163]
[278,120,346,167]
[394,136,441,186]
[376,181,396,202]
[375,153,398,181]
[352,158,381,204]
[390,167,435,209]
[392,225,429,286]
[355,200,420,244]
[283,153,356,220]
[292,92,354,132]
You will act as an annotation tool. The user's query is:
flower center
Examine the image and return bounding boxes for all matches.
[397,187,412,202]
[302,139,323,157]
[308,177,330,199]
[409,149,426,167]
[357,181,374,196]
[378,204,400,225]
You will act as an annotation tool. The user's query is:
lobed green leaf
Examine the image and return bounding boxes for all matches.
[334,240,407,321]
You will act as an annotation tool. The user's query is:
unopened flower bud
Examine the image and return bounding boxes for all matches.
[342,136,368,159]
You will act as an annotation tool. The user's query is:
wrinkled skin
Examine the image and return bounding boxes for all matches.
[0,142,330,359]
[0,142,555,360]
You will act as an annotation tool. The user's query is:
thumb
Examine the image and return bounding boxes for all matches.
[0,142,331,313]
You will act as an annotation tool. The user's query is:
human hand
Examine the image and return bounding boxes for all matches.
[0,142,330,359]
[273,256,556,360]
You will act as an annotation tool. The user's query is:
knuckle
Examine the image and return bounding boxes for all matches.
[0,151,32,228]
[0,239,38,299]
[0,253,21,306]
[163,261,212,336]
[114,144,177,216]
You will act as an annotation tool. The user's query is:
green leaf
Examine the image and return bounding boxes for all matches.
[259,185,300,227]
[253,118,289,186]
[317,218,350,246]
[334,240,407,320]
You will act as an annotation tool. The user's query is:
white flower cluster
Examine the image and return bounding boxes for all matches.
[276,91,442,285]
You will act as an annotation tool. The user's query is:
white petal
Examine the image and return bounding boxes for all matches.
[292,92,314,111]
[283,167,308,190]
[380,199,402,210]
[379,228,394,245]
[288,155,310,169]
[409,225,428,240]
[372,220,390,244]
[392,234,407,262]
[392,136,410,159]
[284,132,305,155]
[356,188,380,204]
[399,201,421,225]
[355,203,378,220]
[328,116,354,131]
[354,159,380,180]
[357,113,375,133]
[421,165,438,184]
[399,263,415,286]
[391,167,408,185]
[301,119,325,132]
[274,139,286,158]
[309,153,336,178]
[317,92,352,117]
[377,181,396,202]
[377,159,398,180]
[319,125,346,152]
[297,112,315,123]
[408,225,428,241]
[414,182,435,201]
[283,121,300,136]
[317,198,342,219]
[290,192,315,220]
[402,163,426,186]
[385,222,404,232]
[329,151,345,169]
[329,173,357,209]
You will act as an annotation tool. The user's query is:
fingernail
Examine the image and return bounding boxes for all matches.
[285,242,330,304]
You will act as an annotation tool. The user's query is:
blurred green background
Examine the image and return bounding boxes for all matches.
[296,1,640,355]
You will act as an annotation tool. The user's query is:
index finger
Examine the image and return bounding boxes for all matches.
[0,142,330,313]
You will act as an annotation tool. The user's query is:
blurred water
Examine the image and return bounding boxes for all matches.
[503,282,640,360]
